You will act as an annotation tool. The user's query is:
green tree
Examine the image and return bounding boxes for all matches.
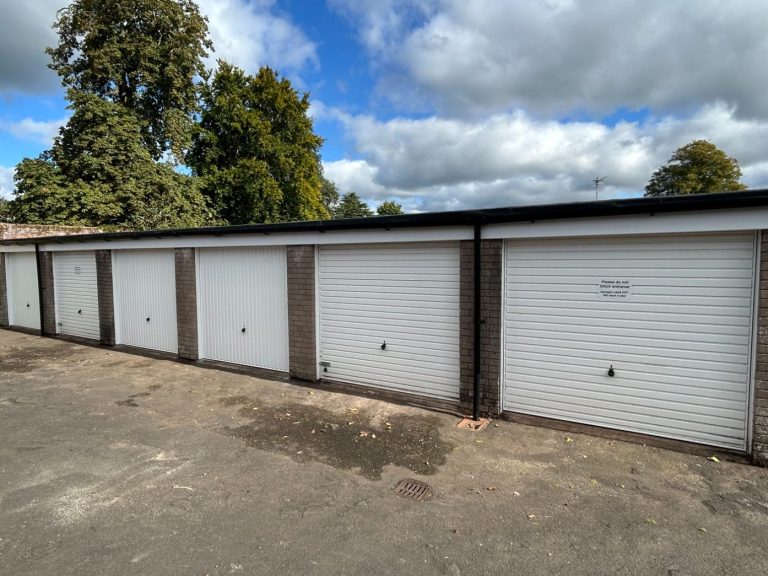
[376,200,404,215]
[0,197,12,222]
[47,0,211,160]
[188,62,328,224]
[333,192,372,219]
[12,93,209,229]
[321,177,340,216]
[645,140,747,197]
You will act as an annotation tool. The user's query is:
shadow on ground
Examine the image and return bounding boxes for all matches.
[218,395,455,480]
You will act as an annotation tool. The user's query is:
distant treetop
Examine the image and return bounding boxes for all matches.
[645,140,746,197]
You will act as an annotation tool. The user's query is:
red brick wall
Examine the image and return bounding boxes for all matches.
[460,239,502,416]
[287,245,317,381]
[175,248,198,360]
[96,250,115,346]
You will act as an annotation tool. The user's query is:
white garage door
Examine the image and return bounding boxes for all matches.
[197,246,289,371]
[53,251,100,340]
[5,252,40,330]
[503,233,756,451]
[319,242,460,401]
[113,249,177,353]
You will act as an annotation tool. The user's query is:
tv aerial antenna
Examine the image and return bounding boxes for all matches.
[593,176,606,200]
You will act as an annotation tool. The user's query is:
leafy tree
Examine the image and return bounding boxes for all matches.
[321,177,340,216]
[12,92,209,229]
[333,192,372,219]
[188,62,328,224]
[47,0,211,160]
[645,140,747,197]
[0,197,12,222]
[377,200,404,216]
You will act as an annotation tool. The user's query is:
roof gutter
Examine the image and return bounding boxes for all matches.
[3,190,768,247]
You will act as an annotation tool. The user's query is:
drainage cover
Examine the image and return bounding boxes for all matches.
[394,478,433,501]
[456,417,491,432]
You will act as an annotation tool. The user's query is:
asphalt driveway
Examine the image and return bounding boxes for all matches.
[1,330,767,575]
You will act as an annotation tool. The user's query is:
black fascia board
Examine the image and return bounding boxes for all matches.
[3,189,768,246]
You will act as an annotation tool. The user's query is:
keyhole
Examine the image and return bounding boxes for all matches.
[608,365,615,377]
[146,317,151,322]
[381,341,387,350]
[26,303,30,308]
[77,309,82,315]
[241,326,247,334]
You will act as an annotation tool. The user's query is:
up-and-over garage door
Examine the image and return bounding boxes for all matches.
[319,242,460,401]
[503,233,756,451]
[5,252,40,330]
[53,251,100,340]
[197,246,289,371]
[113,249,178,353]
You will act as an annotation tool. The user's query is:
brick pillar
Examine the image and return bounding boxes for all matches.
[287,245,317,381]
[96,250,115,346]
[38,251,56,336]
[753,231,768,466]
[175,248,198,360]
[460,239,503,416]
[0,253,8,327]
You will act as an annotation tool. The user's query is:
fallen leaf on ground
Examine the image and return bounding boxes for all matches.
[359,431,369,437]
[565,437,573,443]
[527,514,536,520]
[698,527,707,533]
[645,519,656,525]
[708,456,720,463]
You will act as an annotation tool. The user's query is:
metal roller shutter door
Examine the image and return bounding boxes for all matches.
[113,249,177,353]
[5,253,40,330]
[53,251,100,340]
[319,242,461,401]
[503,233,756,451]
[197,246,289,371]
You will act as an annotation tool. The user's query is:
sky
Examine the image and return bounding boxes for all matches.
[1,0,767,213]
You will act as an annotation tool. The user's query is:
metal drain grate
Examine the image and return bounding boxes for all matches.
[394,478,433,501]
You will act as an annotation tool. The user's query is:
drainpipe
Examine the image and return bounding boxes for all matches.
[473,222,482,420]
[34,242,45,337]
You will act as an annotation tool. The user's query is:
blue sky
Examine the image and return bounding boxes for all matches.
[1,0,767,212]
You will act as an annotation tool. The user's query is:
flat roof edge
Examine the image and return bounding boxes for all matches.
[2,189,768,246]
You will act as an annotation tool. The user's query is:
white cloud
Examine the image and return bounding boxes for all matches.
[334,0,768,119]
[199,0,318,75]
[0,0,61,93]
[0,0,317,94]
[323,102,768,212]
[328,0,435,53]
[0,166,14,199]
[0,117,66,146]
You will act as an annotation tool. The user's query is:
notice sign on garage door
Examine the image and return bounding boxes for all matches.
[598,279,632,299]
